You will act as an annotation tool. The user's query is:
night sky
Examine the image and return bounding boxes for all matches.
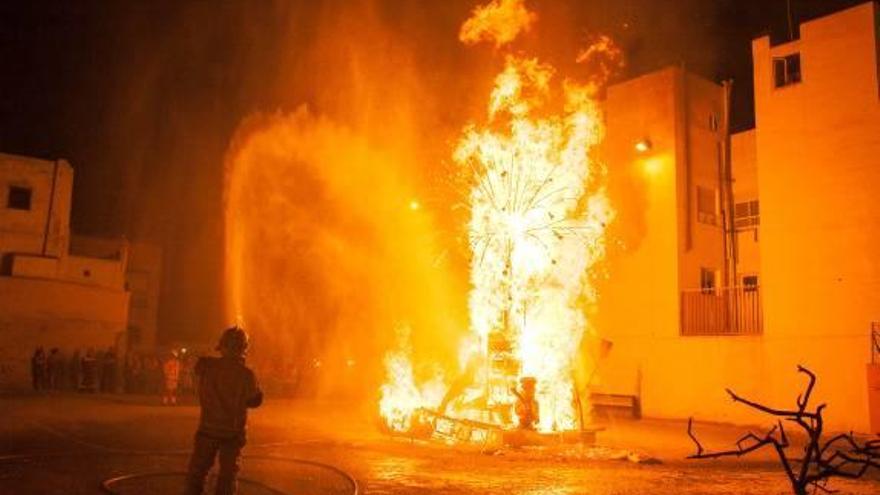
[0,0,866,344]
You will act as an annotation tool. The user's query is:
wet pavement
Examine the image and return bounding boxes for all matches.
[1,394,878,494]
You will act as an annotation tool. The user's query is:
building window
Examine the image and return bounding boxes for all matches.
[773,53,802,88]
[734,200,760,229]
[743,275,759,292]
[0,253,12,276]
[697,186,718,225]
[7,186,32,210]
[700,268,717,294]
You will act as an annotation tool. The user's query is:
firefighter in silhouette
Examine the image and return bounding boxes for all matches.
[185,326,263,495]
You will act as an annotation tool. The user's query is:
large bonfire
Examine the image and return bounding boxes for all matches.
[380,0,617,435]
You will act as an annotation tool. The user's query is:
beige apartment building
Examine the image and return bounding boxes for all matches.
[0,152,130,389]
[596,2,880,432]
[126,242,163,351]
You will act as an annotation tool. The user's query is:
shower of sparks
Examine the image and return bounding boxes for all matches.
[380,0,619,434]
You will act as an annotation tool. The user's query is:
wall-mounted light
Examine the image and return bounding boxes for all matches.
[408,199,421,211]
[635,138,652,153]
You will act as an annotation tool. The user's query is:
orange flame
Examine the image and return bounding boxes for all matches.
[455,58,612,432]
[379,1,619,434]
[380,0,621,431]
[459,0,536,48]
[379,325,446,431]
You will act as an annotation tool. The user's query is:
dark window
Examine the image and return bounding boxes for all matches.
[773,53,802,88]
[773,59,785,86]
[743,275,759,292]
[0,253,12,276]
[734,200,760,229]
[700,268,717,294]
[697,186,718,225]
[7,186,32,210]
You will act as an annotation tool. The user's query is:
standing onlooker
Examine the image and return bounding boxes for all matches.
[179,353,195,397]
[132,354,145,394]
[80,348,98,393]
[145,355,161,395]
[101,347,117,393]
[56,349,67,390]
[69,349,81,391]
[94,347,106,393]
[124,352,138,393]
[47,348,63,390]
[162,351,181,405]
[31,347,47,391]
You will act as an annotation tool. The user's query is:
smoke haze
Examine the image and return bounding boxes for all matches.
[0,0,866,353]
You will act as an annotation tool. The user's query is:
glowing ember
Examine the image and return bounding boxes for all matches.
[379,0,617,434]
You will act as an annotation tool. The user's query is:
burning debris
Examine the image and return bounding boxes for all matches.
[379,325,447,433]
[379,0,619,444]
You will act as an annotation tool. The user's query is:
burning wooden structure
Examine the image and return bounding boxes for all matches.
[378,0,617,446]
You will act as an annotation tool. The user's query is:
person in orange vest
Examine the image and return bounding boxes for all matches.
[184,326,263,495]
[162,351,181,405]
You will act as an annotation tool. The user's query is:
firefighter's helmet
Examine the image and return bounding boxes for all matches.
[217,326,249,356]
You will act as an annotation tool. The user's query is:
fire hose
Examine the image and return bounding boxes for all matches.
[0,450,359,495]
[0,422,360,495]
[100,468,288,495]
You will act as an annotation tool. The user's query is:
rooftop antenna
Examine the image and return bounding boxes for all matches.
[786,0,796,41]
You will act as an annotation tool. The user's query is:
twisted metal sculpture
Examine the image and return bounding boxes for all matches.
[687,366,880,495]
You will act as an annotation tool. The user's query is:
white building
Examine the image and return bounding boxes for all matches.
[596,2,880,433]
[0,152,130,389]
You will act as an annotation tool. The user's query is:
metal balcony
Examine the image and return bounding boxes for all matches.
[680,286,763,336]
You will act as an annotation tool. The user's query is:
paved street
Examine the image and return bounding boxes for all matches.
[1,394,878,494]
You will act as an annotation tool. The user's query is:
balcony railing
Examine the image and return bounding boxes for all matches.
[681,286,763,336]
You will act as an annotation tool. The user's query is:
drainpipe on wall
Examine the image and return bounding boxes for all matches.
[720,80,737,289]
[41,159,60,257]
[720,80,740,332]
[677,65,693,252]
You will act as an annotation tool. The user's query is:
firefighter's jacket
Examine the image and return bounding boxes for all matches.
[194,356,263,439]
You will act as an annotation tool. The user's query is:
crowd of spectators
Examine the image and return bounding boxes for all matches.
[30,345,362,402]
[29,346,198,404]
